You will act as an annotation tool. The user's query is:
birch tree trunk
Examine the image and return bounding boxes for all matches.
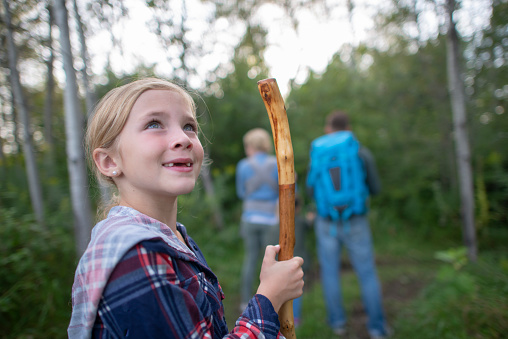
[0,132,4,161]
[3,0,45,226]
[0,100,4,161]
[43,3,56,166]
[10,85,20,152]
[72,0,97,116]
[446,0,477,262]
[53,0,93,256]
[0,111,4,161]
[72,0,111,204]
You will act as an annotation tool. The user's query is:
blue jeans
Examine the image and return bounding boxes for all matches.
[315,215,388,337]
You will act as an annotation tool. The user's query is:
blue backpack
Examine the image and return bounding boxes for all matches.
[306,131,368,221]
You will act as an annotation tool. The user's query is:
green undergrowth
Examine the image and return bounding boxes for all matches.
[392,258,508,339]
[290,211,507,339]
[0,207,76,338]
[184,204,508,339]
[1,201,507,338]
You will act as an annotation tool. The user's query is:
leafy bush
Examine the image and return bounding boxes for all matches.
[393,259,508,339]
[0,207,76,338]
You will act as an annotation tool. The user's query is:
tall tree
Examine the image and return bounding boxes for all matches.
[3,0,44,226]
[72,0,112,205]
[446,0,477,261]
[0,126,4,161]
[53,0,93,256]
[72,0,97,116]
[43,3,56,168]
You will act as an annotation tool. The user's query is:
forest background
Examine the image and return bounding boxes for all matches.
[1,0,507,338]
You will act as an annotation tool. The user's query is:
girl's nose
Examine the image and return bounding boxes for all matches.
[170,129,193,150]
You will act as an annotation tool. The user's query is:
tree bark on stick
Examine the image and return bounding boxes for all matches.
[446,0,477,262]
[3,0,45,226]
[53,0,93,256]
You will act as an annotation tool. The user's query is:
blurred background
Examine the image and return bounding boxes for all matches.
[1,0,507,338]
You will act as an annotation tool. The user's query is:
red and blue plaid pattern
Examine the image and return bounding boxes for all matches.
[68,206,283,339]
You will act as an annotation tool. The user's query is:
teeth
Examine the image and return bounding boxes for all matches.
[164,163,191,167]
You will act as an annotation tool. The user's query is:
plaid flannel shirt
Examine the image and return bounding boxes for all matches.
[68,206,283,339]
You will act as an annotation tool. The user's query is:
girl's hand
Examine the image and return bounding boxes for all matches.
[256,245,304,313]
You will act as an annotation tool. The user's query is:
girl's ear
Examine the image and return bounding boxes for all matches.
[93,148,120,177]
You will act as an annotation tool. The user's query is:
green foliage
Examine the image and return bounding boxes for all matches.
[434,247,468,270]
[401,267,477,338]
[0,207,75,338]
[287,39,462,231]
[0,149,75,338]
[200,24,271,210]
[289,217,508,339]
[393,259,508,339]
[469,0,508,231]
[476,152,508,229]
[285,23,508,235]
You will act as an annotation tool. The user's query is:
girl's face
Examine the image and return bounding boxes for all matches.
[112,89,204,205]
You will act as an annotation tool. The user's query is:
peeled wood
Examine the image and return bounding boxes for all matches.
[257,78,296,339]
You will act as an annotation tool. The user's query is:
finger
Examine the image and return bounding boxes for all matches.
[285,255,303,267]
[292,256,304,266]
[264,244,280,260]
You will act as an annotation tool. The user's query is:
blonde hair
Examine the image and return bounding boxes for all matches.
[243,128,273,153]
[85,77,197,215]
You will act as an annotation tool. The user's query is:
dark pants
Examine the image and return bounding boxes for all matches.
[240,221,279,304]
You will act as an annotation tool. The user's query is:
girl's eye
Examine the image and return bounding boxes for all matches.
[146,120,161,129]
[183,123,197,132]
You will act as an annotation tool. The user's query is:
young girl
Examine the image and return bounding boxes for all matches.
[68,78,304,339]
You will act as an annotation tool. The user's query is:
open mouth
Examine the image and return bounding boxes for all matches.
[163,162,192,167]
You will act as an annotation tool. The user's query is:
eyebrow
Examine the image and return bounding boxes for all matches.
[139,110,196,122]
[143,111,164,118]
[136,111,166,122]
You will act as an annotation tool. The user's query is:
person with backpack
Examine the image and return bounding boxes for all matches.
[236,128,281,310]
[306,111,390,338]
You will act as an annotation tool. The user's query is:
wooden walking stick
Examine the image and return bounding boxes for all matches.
[257,78,296,339]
